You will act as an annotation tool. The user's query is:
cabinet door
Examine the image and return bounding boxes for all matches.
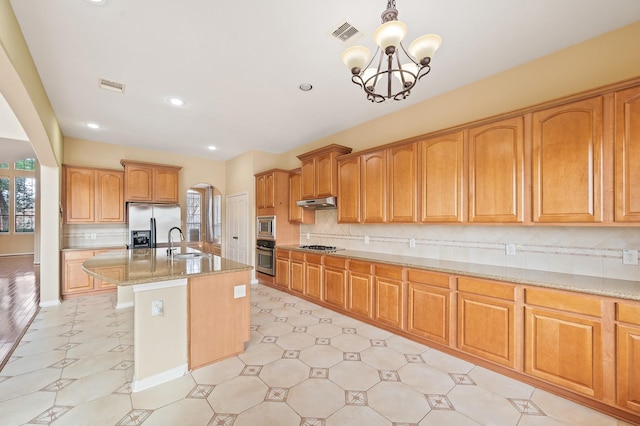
[615,86,640,222]
[96,170,124,223]
[154,167,179,203]
[458,292,515,368]
[348,272,373,318]
[407,282,450,345]
[256,175,266,209]
[264,173,275,208]
[125,164,153,202]
[375,274,404,330]
[420,132,464,222]
[469,117,524,223]
[62,251,94,295]
[290,259,304,294]
[315,152,339,197]
[337,156,361,223]
[289,172,303,223]
[275,251,290,289]
[388,143,418,222]
[361,150,387,223]
[617,324,640,413]
[304,254,323,301]
[64,167,95,223]
[525,307,603,397]
[300,158,316,199]
[323,257,347,309]
[532,97,603,222]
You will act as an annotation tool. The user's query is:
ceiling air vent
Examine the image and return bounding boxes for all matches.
[98,78,125,93]
[329,21,363,45]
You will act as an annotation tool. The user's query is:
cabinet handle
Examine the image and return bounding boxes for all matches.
[233,236,239,240]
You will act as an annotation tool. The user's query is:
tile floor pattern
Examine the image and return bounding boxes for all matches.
[0,284,634,425]
[0,255,39,371]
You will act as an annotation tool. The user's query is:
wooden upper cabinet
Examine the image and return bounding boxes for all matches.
[256,169,289,216]
[615,86,640,222]
[532,97,603,223]
[96,170,125,222]
[121,160,181,203]
[362,149,387,223]
[388,143,418,222]
[264,173,275,209]
[256,174,267,209]
[64,166,95,223]
[468,117,525,223]
[289,169,315,224]
[419,131,464,222]
[297,144,352,199]
[64,166,124,223]
[337,156,361,223]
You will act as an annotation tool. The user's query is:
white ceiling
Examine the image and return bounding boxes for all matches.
[5,0,640,161]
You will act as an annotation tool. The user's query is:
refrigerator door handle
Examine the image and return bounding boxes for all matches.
[150,217,156,248]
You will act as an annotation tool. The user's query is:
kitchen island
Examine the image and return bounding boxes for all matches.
[83,247,252,392]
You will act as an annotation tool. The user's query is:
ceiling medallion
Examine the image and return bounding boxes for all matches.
[341,0,441,103]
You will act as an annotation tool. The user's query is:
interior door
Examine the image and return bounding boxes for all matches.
[226,193,248,265]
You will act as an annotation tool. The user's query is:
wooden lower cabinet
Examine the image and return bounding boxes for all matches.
[275,249,290,289]
[374,264,404,330]
[524,288,603,398]
[617,303,640,414]
[304,253,323,301]
[348,260,373,318]
[290,251,305,294]
[407,269,452,345]
[323,256,347,309]
[457,277,516,368]
[61,249,120,298]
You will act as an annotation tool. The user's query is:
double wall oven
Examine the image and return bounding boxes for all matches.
[256,216,276,276]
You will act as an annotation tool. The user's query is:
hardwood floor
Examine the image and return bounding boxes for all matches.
[0,255,39,370]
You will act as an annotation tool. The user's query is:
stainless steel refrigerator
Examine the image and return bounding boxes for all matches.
[127,203,182,247]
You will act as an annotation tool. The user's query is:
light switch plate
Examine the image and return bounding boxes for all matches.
[364,236,370,244]
[234,285,246,298]
[151,300,163,316]
[409,238,416,248]
[506,243,516,256]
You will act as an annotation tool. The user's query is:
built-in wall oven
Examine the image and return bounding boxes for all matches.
[256,239,276,276]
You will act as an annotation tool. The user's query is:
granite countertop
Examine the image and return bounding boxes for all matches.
[278,246,640,301]
[83,247,252,286]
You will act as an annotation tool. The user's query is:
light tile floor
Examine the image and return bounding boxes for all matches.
[0,284,633,425]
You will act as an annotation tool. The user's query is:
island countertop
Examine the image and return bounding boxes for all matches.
[83,247,253,286]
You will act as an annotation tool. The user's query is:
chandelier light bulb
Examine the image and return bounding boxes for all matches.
[342,46,371,74]
[394,63,419,87]
[373,20,407,53]
[408,34,442,65]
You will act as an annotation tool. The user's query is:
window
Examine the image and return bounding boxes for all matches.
[186,189,202,242]
[0,158,36,234]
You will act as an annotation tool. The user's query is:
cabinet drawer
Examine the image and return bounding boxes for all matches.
[617,303,640,326]
[275,249,290,259]
[349,260,372,274]
[407,269,451,289]
[291,251,305,261]
[324,255,346,269]
[63,250,94,261]
[458,277,515,301]
[525,288,602,317]
[375,264,403,280]
[305,253,323,264]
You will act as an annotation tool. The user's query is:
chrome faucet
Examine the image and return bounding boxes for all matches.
[167,227,184,256]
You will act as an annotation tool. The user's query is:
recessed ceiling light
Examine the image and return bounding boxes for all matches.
[86,122,100,129]
[299,83,313,91]
[86,0,107,4]
[168,97,185,106]
[208,146,217,151]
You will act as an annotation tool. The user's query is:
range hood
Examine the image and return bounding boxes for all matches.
[296,197,337,210]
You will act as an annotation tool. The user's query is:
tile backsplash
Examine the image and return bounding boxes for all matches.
[63,224,128,249]
[300,210,640,282]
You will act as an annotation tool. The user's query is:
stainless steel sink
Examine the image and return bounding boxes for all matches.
[172,252,208,259]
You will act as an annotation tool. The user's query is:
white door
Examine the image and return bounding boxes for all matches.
[226,193,248,264]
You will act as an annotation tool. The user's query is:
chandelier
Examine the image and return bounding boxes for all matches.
[341,1,442,103]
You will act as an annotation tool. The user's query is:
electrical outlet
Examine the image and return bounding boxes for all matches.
[91,233,97,240]
[623,249,638,265]
[409,238,416,248]
[505,243,516,256]
[306,232,310,240]
[151,300,163,316]
[364,236,370,244]
[84,233,91,240]
[234,285,246,298]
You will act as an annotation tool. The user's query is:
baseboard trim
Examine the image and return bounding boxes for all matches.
[39,299,61,308]
[115,301,134,310]
[131,363,189,393]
